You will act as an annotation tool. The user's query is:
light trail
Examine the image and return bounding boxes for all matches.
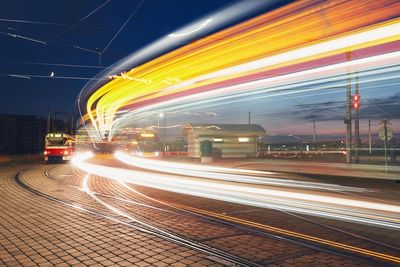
[70,2,400,263]
[120,182,400,264]
[114,151,369,193]
[81,0,400,138]
[72,153,400,263]
[168,18,213,37]
[111,51,400,130]
[167,201,400,264]
[81,0,274,136]
[108,42,400,138]
[80,169,260,266]
[72,152,400,229]
[154,21,400,97]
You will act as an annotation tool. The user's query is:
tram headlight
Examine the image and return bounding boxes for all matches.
[64,150,69,155]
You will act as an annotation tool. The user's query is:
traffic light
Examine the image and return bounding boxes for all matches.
[352,94,360,109]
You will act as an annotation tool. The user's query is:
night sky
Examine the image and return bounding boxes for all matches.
[0,0,291,118]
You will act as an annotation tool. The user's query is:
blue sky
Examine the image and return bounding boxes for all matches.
[0,0,291,117]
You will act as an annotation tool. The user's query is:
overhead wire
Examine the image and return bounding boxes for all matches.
[51,0,112,42]
[0,73,104,81]
[0,59,131,73]
[0,18,106,29]
[100,0,145,65]
[38,0,113,61]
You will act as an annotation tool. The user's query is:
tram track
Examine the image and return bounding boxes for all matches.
[15,167,261,267]
[122,182,400,265]
[17,164,400,266]
[66,168,400,265]
[75,159,400,264]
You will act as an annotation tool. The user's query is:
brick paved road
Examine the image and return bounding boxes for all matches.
[1,163,399,266]
[0,165,222,267]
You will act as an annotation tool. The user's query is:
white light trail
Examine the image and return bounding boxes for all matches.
[168,19,213,37]
[115,151,369,193]
[81,170,246,248]
[72,153,400,229]
[113,51,400,132]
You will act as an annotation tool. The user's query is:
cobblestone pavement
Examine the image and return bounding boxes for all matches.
[0,165,222,267]
[1,163,399,266]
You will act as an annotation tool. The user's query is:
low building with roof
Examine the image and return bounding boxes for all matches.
[184,124,265,158]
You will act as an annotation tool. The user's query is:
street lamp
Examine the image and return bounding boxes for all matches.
[157,113,164,134]
[158,112,166,152]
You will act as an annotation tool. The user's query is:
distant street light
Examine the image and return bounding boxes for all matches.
[157,113,164,134]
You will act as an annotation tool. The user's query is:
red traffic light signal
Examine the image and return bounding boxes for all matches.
[352,94,361,109]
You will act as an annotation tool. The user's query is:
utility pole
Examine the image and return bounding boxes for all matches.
[384,120,388,174]
[47,108,51,134]
[313,120,316,143]
[52,113,55,133]
[70,113,75,135]
[163,111,166,152]
[248,112,251,125]
[52,112,68,133]
[368,119,371,155]
[354,72,360,163]
[47,96,52,134]
[345,51,352,163]
[378,119,393,174]
[157,112,164,134]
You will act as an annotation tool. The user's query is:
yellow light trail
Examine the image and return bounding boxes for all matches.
[83,0,400,137]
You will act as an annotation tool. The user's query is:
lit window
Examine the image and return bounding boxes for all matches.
[213,138,223,143]
[140,133,155,138]
[238,137,249,143]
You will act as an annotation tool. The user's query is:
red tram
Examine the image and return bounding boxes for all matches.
[44,133,75,162]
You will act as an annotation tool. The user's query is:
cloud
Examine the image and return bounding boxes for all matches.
[360,93,400,119]
[292,93,400,122]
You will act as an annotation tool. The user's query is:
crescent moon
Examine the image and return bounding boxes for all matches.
[50,72,54,77]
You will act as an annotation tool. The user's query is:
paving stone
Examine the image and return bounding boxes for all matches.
[0,166,218,267]
[2,163,394,267]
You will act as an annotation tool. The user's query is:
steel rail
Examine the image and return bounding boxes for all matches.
[15,168,261,267]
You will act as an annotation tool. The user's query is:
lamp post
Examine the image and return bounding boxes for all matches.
[157,113,164,134]
[354,72,360,163]
[345,51,352,163]
[157,112,166,152]
[46,95,55,134]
